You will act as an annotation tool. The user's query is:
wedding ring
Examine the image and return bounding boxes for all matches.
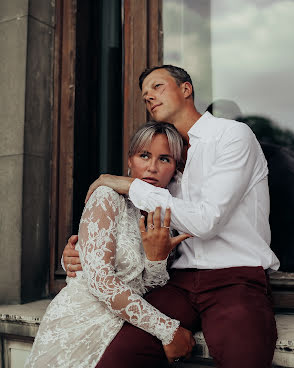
[148,224,154,229]
[162,226,170,229]
[67,263,72,271]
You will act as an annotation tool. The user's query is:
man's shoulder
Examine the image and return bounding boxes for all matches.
[207,114,253,140]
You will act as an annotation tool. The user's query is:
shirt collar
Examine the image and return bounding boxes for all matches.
[188,111,215,140]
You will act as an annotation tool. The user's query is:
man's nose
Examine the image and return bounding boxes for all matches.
[145,92,155,101]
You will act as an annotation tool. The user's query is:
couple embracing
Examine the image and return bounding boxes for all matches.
[26,65,279,368]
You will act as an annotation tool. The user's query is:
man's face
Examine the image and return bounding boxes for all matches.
[141,69,186,124]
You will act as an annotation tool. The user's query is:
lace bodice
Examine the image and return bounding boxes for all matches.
[78,186,179,344]
[25,186,179,368]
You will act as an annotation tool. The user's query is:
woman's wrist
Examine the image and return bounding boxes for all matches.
[146,253,169,262]
[145,256,168,264]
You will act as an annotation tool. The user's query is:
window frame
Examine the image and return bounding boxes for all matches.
[49,0,77,294]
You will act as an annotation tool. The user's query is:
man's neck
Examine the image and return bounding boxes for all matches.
[172,107,202,143]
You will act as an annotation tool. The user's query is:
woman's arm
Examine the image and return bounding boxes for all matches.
[79,187,179,345]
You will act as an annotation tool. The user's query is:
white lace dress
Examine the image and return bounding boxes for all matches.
[25,186,179,368]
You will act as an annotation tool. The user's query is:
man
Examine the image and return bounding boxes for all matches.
[64,65,279,368]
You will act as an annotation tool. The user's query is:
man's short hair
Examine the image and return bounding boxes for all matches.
[139,64,194,100]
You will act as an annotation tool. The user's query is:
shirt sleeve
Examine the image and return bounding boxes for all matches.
[78,186,179,345]
[129,124,268,240]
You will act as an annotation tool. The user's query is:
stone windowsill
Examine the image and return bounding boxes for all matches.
[0,299,51,338]
[0,300,294,367]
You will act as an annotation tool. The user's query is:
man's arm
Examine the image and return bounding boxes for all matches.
[84,125,267,240]
[129,125,266,239]
[85,175,134,203]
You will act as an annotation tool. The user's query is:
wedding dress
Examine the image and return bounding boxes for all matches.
[25,186,179,368]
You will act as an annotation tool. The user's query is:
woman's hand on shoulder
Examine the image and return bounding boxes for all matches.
[139,207,191,261]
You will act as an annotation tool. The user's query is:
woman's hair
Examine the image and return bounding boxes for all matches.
[128,121,184,169]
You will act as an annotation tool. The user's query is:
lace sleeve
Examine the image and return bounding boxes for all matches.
[78,186,179,345]
[143,258,170,289]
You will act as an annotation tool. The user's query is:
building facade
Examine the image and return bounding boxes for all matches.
[0,0,294,366]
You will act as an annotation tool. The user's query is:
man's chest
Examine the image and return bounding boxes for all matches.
[181,140,217,200]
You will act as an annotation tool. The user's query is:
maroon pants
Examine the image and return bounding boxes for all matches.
[96,266,277,368]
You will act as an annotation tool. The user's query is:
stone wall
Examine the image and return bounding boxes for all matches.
[0,0,55,304]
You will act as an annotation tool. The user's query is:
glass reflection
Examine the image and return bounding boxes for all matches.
[163,0,294,272]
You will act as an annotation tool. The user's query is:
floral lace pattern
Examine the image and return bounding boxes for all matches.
[25,186,179,368]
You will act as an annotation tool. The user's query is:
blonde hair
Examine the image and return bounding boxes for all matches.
[128,121,183,169]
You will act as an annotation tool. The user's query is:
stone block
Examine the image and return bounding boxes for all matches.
[29,0,55,27]
[0,16,27,156]
[24,16,54,157]
[0,0,28,23]
[0,155,23,304]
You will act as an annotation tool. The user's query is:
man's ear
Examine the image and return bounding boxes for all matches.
[182,82,193,99]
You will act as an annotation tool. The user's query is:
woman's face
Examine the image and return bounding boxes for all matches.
[128,133,176,188]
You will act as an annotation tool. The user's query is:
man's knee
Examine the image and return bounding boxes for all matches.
[96,322,167,368]
[205,304,276,368]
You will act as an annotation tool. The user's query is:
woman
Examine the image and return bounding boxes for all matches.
[25,122,194,368]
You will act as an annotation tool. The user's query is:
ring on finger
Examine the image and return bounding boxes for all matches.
[66,263,72,271]
[162,225,170,229]
[148,224,154,230]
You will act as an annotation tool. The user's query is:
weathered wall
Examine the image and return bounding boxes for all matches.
[0,0,55,303]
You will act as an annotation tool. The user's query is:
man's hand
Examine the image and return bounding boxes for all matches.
[163,326,196,364]
[85,174,134,203]
[63,235,82,277]
[139,207,191,261]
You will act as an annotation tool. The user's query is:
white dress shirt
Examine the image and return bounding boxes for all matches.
[129,112,280,271]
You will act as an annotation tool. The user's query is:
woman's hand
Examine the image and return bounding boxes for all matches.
[139,207,191,261]
[163,326,196,364]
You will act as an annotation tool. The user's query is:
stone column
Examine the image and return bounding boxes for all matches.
[0,0,55,304]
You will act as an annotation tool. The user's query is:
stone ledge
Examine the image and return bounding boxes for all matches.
[0,299,50,337]
[0,301,293,367]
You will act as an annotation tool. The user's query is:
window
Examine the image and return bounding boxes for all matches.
[50,0,123,293]
[163,0,294,308]
[49,0,162,294]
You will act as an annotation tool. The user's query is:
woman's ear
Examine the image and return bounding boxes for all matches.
[127,157,132,177]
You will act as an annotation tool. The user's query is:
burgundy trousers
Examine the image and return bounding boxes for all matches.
[96,266,277,368]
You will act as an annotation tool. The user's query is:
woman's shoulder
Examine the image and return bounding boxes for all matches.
[87,186,125,209]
